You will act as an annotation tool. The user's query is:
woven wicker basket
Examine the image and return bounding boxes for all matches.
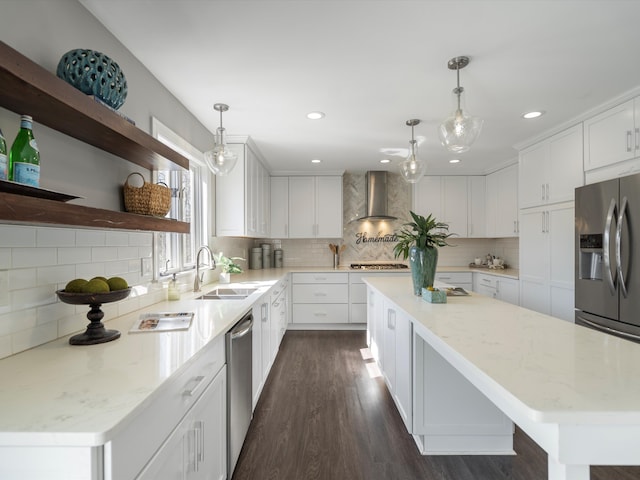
[123,172,171,217]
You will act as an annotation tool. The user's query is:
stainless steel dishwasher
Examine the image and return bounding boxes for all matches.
[225,311,253,478]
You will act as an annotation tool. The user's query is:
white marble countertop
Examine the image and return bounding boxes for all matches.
[363,276,640,425]
[0,270,291,447]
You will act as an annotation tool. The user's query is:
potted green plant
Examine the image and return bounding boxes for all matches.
[393,211,452,295]
[215,252,245,284]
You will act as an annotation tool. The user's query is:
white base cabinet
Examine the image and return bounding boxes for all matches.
[290,272,349,326]
[253,293,277,410]
[137,366,227,480]
[472,273,519,305]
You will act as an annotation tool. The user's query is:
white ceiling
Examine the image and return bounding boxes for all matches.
[80,0,640,175]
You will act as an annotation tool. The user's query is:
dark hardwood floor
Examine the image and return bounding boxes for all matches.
[232,331,640,480]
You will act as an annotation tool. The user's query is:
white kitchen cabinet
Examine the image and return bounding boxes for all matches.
[583,98,639,171]
[413,175,442,220]
[519,124,583,208]
[467,176,486,237]
[137,366,227,480]
[435,271,472,291]
[353,271,410,327]
[519,202,574,321]
[215,137,270,238]
[290,272,349,325]
[252,293,276,410]
[486,164,519,237]
[382,299,413,432]
[270,276,289,348]
[413,176,485,238]
[288,175,343,238]
[472,272,519,305]
[270,176,289,238]
[367,286,384,363]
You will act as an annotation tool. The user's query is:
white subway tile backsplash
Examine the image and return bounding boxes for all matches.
[12,248,57,268]
[117,246,139,260]
[106,231,129,246]
[37,265,76,287]
[129,232,153,246]
[76,230,106,247]
[11,286,57,311]
[104,260,129,277]
[8,268,36,291]
[91,247,119,262]
[12,321,57,353]
[0,249,10,269]
[76,262,105,279]
[36,227,75,247]
[58,247,92,265]
[1,308,38,335]
[37,302,75,326]
[0,225,36,248]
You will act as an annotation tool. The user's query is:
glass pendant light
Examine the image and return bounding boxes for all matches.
[399,119,426,183]
[438,56,483,154]
[204,103,238,176]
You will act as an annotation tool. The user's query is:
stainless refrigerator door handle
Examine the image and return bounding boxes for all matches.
[603,198,618,295]
[578,315,640,342]
[616,196,629,298]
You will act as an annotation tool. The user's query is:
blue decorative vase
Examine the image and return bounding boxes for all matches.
[56,49,128,110]
[409,246,438,296]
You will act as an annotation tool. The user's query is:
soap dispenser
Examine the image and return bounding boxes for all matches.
[168,273,180,301]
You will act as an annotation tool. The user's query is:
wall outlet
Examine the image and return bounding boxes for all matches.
[0,270,8,307]
[140,257,152,278]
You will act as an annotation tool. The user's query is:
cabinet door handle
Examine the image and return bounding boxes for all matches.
[541,212,545,233]
[541,184,545,201]
[184,375,207,397]
[514,220,517,233]
[636,128,639,151]
[285,224,288,236]
[387,310,396,329]
[627,130,633,152]
[196,420,204,465]
[545,183,549,201]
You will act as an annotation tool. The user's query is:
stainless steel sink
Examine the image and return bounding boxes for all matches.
[197,287,258,300]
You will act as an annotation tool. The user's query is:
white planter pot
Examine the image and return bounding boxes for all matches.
[219,272,231,284]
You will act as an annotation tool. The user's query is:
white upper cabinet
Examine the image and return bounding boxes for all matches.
[583,98,638,171]
[485,164,519,237]
[215,139,270,238]
[519,124,583,208]
[270,176,289,238]
[288,175,343,238]
[413,175,486,238]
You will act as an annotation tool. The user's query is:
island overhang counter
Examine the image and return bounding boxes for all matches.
[363,276,640,480]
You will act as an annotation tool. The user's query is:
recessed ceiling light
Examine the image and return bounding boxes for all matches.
[522,110,545,119]
[449,159,461,164]
[380,159,391,164]
[307,111,325,120]
[311,159,322,163]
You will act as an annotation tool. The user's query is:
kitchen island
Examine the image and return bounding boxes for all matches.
[364,276,640,480]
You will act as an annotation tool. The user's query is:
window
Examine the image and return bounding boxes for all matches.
[152,118,210,277]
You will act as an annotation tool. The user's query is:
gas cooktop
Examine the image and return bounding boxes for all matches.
[349,263,409,270]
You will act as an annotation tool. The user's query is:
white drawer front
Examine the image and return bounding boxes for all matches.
[293,284,349,303]
[292,272,348,284]
[435,272,473,285]
[474,273,498,289]
[350,303,367,324]
[350,283,367,304]
[293,304,349,323]
[106,334,226,480]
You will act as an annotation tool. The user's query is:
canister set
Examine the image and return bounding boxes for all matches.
[250,243,283,269]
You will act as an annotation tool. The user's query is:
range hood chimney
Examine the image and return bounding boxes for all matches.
[358,171,397,220]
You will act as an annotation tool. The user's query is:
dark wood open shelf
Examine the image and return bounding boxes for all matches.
[0,41,189,171]
[0,192,190,233]
[0,41,192,233]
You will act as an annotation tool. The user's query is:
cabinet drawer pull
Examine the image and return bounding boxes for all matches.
[314,292,327,297]
[627,130,633,152]
[439,276,451,280]
[314,276,327,281]
[313,312,327,317]
[184,375,207,397]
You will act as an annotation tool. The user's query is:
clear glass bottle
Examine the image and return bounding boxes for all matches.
[0,128,7,181]
[168,273,180,301]
[9,115,40,187]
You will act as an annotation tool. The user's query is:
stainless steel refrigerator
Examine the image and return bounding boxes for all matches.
[575,173,640,341]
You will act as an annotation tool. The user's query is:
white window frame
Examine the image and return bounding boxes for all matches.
[151,117,210,278]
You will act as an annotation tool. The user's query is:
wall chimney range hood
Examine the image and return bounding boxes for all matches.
[358,171,397,221]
